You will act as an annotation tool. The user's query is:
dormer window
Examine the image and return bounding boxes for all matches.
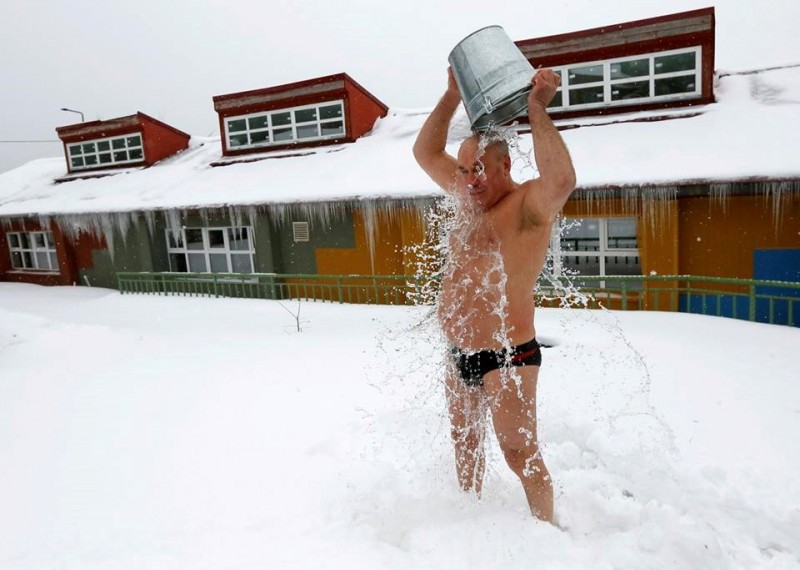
[516,8,715,120]
[67,133,144,170]
[547,47,702,112]
[225,100,345,150]
[213,73,387,159]
[55,112,190,177]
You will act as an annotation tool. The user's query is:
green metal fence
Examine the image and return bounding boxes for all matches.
[117,272,800,326]
[117,272,429,306]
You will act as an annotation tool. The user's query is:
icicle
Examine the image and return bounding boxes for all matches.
[143,210,157,237]
[709,183,731,214]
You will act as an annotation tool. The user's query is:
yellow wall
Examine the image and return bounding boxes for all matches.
[678,194,800,278]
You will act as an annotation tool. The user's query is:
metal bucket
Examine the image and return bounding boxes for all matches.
[448,25,534,131]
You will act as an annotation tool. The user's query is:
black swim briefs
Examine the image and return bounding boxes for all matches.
[451,338,542,387]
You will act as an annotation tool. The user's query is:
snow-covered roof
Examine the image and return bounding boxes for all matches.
[0,66,799,218]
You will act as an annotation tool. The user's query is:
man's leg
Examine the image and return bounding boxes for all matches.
[445,367,487,495]
[484,365,553,521]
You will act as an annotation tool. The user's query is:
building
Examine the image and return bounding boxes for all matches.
[0,7,797,316]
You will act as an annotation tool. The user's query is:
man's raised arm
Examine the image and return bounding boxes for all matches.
[525,69,577,217]
[412,69,461,191]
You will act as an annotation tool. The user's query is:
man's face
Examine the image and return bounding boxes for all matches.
[455,137,510,211]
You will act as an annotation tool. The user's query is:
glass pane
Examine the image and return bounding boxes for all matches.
[607,218,638,249]
[228,227,250,250]
[185,228,204,250]
[169,253,187,272]
[562,254,601,278]
[82,142,96,153]
[569,86,604,105]
[294,108,317,123]
[113,151,127,162]
[230,254,253,273]
[127,135,141,147]
[99,153,112,163]
[229,133,249,147]
[228,119,247,132]
[34,233,45,247]
[611,80,649,101]
[321,121,344,137]
[22,251,32,268]
[9,234,20,248]
[84,154,98,165]
[548,91,563,109]
[611,58,649,80]
[655,76,696,96]
[561,219,600,252]
[209,253,229,273]
[35,252,49,269]
[605,254,641,276]
[187,253,207,272]
[49,252,58,270]
[319,103,343,120]
[273,128,293,142]
[271,112,291,126]
[69,145,81,156]
[97,140,111,151]
[250,131,270,145]
[655,52,696,74]
[112,138,126,149]
[129,148,143,160]
[207,229,225,248]
[71,157,84,168]
[248,115,268,130]
[296,124,319,139]
[568,64,603,85]
[45,233,55,247]
[11,251,23,268]
[19,233,30,248]
[167,231,183,249]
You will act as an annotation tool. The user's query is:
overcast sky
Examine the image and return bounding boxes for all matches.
[2,0,798,174]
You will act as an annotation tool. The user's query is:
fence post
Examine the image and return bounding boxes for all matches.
[337,278,343,304]
[621,280,628,311]
[748,283,756,322]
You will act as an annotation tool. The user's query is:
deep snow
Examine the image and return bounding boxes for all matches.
[1,284,799,568]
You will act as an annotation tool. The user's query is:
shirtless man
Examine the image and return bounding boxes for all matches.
[412,68,575,521]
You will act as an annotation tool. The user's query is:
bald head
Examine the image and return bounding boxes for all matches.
[460,132,509,161]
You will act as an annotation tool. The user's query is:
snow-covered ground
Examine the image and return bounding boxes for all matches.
[1,283,799,569]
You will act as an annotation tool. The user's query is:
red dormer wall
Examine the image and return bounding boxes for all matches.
[213,73,388,158]
[139,113,191,165]
[344,75,389,139]
[55,113,190,175]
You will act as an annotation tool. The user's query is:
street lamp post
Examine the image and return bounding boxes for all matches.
[60,108,85,122]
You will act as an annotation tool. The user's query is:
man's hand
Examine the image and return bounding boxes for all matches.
[446,67,461,100]
[528,68,561,110]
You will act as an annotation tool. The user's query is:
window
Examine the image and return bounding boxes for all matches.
[7,231,58,271]
[225,100,346,150]
[67,133,144,170]
[547,47,701,112]
[554,218,640,286]
[166,227,255,274]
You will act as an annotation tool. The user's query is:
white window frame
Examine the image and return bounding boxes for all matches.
[555,218,640,285]
[166,226,255,274]
[548,46,702,113]
[7,231,59,272]
[224,100,346,151]
[67,132,145,170]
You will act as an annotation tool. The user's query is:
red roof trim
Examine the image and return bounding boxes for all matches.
[212,72,388,114]
[515,7,715,47]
